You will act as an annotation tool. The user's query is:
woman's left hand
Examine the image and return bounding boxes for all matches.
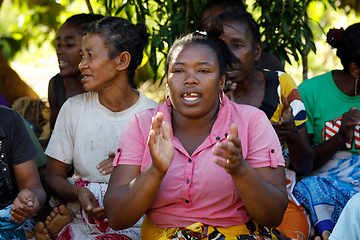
[10,189,40,223]
[97,151,115,175]
[212,123,244,175]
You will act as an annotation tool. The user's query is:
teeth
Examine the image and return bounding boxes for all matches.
[183,92,199,101]
[227,70,238,74]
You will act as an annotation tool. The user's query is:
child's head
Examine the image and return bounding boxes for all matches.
[57,13,104,78]
[84,16,149,88]
[327,23,360,74]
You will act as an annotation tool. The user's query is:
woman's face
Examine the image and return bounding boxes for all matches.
[78,33,120,92]
[167,44,225,119]
[219,20,261,83]
[56,23,83,78]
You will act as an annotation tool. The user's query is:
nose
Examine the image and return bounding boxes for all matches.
[78,59,88,71]
[184,72,199,85]
[56,43,65,55]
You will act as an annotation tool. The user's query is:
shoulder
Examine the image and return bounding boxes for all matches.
[0,106,22,125]
[230,102,267,122]
[298,71,331,94]
[138,91,159,109]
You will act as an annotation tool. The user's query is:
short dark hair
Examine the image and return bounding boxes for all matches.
[201,0,246,20]
[64,13,104,35]
[327,23,360,74]
[84,16,149,88]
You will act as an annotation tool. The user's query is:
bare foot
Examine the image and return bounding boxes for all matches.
[34,205,72,240]
[34,222,52,240]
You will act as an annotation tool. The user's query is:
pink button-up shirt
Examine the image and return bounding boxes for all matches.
[114,96,284,228]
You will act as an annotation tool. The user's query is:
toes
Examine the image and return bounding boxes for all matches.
[322,230,331,240]
[45,215,53,223]
[34,222,45,232]
[58,205,70,215]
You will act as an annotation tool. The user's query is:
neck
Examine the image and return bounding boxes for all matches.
[98,83,139,112]
[172,105,219,139]
[333,70,359,97]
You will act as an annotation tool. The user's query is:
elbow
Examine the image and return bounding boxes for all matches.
[292,152,315,176]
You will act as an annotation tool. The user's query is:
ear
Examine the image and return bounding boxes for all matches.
[219,73,226,92]
[116,51,131,71]
[349,62,360,78]
[254,42,262,62]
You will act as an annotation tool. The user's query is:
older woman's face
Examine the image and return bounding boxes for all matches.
[220,20,261,83]
[78,33,119,92]
[167,44,225,119]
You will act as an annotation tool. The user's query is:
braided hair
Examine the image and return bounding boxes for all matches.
[327,23,360,74]
[84,16,149,89]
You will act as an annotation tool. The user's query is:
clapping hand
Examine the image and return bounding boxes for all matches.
[338,107,360,142]
[212,123,245,175]
[148,112,174,174]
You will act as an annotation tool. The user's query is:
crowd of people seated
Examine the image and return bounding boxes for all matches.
[1,1,360,240]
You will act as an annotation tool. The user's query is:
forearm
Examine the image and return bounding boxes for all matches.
[104,164,165,230]
[312,132,346,170]
[45,173,80,203]
[286,130,314,175]
[232,164,288,228]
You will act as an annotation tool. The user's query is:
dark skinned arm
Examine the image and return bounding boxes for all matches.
[48,77,60,131]
[272,94,314,175]
[46,157,106,220]
[10,159,47,223]
[212,123,288,228]
[104,112,174,230]
[311,107,360,170]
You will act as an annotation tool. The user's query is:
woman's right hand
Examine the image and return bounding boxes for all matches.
[78,187,106,220]
[339,107,360,142]
[148,112,174,174]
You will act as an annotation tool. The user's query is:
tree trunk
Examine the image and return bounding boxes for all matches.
[0,51,39,105]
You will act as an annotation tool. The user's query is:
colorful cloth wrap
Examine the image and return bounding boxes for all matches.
[294,152,360,234]
[0,205,26,240]
[141,216,289,240]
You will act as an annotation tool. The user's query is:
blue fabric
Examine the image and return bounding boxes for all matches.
[294,153,360,234]
[0,205,26,240]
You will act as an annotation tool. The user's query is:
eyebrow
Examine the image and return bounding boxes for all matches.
[172,61,212,66]
[56,36,76,41]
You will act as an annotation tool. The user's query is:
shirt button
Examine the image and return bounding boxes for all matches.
[117,148,121,153]
[188,159,192,163]
[216,136,220,141]
[185,200,190,203]
[271,149,274,153]
[225,133,228,137]
[186,179,190,184]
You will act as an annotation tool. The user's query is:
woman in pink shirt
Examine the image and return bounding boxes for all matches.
[104,29,288,239]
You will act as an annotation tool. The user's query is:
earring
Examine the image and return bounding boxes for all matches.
[165,84,171,107]
[219,91,224,106]
[355,77,359,96]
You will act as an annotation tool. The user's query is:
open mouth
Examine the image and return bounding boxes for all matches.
[183,92,201,102]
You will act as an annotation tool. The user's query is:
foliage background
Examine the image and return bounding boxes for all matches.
[0,0,359,101]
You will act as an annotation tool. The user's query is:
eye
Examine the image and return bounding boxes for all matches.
[234,43,243,49]
[79,52,84,58]
[199,69,210,73]
[173,68,184,73]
